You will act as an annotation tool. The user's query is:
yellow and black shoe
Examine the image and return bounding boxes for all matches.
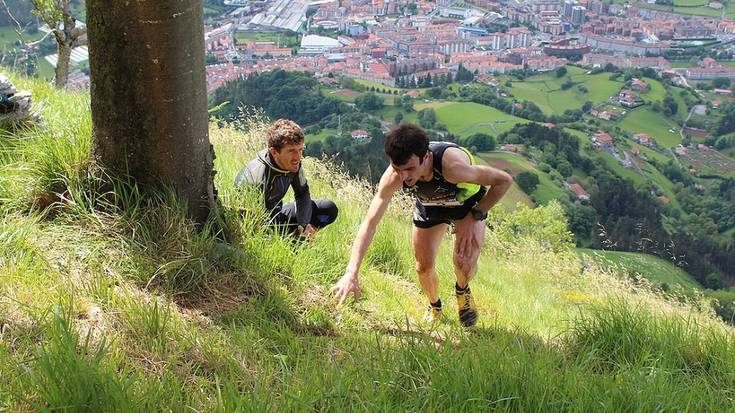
[456,284,478,327]
[424,299,443,323]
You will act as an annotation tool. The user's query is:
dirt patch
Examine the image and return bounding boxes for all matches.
[681,148,735,173]
[331,89,360,98]
[175,273,263,318]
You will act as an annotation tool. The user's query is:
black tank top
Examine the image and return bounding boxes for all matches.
[405,142,478,207]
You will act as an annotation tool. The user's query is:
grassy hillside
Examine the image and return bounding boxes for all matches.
[1,73,735,411]
[474,155,534,211]
[577,248,702,290]
[422,101,531,138]
[478,151,567,205]
[508,66,624,116]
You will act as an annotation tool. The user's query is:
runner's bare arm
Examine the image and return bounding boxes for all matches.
[442,148,513,214]
[442,148,513,257]
[330,167,403,304]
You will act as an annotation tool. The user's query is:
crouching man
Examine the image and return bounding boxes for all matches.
[236,119,338,237]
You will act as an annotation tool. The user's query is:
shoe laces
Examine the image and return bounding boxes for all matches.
[459,289,472,311]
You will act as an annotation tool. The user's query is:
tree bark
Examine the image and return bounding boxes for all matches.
[54,40,70,88]
[86,0,216,223]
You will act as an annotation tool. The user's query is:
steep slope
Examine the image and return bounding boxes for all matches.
[1,73,734,411]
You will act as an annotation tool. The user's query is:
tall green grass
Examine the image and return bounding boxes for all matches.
[1,71,734,411]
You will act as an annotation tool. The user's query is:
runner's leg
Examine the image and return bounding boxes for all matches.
[453,220,486,288]
[413,223,449,303]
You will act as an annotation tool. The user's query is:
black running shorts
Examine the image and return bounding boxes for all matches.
[412,187,487,229]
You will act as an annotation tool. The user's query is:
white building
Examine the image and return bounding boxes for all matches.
[299,35,341,55]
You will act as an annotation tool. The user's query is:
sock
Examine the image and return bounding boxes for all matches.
[430,298,442,309]
[455,283,469,293]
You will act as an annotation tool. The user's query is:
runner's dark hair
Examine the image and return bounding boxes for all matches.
[384,124,429,166]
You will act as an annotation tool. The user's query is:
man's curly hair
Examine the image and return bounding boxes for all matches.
[266,119,304,150]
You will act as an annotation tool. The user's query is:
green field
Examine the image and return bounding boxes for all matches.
[616,107,681,148]
[418,101,533,138]
[639,79,691,120]
[632,142,671,163]
[610,0,735,16]
[305,128,339,143]
[668,60,693,69]
[508,66,624,116]
[234,31,299,47]
[674,0,707,5]
[574,129,683,208]
[622,0,735,17]
[0,26,47,49]
[0,25,64,81]
[352,79,402,94]
[321,86,360,103]
[577,248,702,290]
[641,77,666,102]
[478,151,568,205]
[475,155,534,211]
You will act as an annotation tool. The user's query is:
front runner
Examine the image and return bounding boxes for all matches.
[330,124,512,327]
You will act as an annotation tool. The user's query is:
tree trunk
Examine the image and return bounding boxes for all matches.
[86,0,216,223]
[54,40,70,89]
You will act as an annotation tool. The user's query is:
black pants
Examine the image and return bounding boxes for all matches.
[270,199,338,235]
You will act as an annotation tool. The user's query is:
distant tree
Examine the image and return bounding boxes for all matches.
[662,96,678,117]
[355,91,384,111]
[456,64,474,83]
[417,108,436,129]
[712,77,731,89]
[31,0,86,89]
[428,87,442,99]
[706,273,723,290]
[556,160,573,177]
[566,204,597,239]
[307,140,324,157]
[556,66,567,78]
[463,133,496,152]
[715,135,735,150]
[714,102,735,135]
[582,101,593,112]
[394,111,403,125]
[516,171,540,193]
[401,95,414,112]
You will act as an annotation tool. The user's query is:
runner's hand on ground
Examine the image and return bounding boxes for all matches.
[330,272,361,305]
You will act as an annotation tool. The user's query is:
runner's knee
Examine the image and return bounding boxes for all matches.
[415,261,435,277]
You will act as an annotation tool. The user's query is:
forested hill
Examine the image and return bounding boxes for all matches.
[2,73,735,411]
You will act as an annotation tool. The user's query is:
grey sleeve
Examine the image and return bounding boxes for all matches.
[292,167,313,226]
[235,159,266,187]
